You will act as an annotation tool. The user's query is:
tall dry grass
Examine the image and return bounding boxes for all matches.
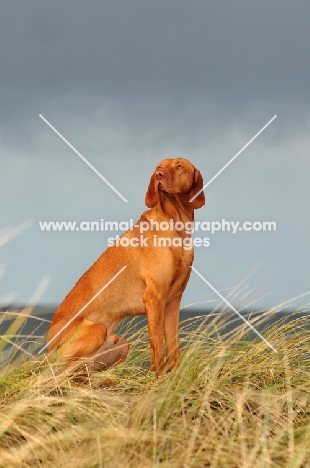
[0,310,310,468]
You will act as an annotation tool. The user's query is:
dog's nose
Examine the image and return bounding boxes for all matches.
[155,170,165,179]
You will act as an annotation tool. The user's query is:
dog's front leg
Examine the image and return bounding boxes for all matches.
[144,288,165,377]
[164,295,181,372]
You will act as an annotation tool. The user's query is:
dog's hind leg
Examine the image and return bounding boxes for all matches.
[48,318,107,371]
[90,334,130,372]
[48,317,129,375]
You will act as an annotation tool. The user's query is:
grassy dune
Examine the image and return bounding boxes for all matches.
[0,311,310,468]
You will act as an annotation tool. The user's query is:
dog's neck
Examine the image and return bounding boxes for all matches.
[158,192,194,223]
[142,192,194,238]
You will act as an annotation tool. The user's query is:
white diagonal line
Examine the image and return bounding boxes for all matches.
[190,115,277,202]
[191,266,277,353]
[38,266,127,354]
[39,114,128,203]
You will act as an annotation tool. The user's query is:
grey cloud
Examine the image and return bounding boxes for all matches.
[1,1,310,105]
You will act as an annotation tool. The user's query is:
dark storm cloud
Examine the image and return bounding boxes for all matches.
[1,0,310,154]
[1,0,310,106]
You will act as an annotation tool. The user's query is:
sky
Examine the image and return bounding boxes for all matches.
[1,1,310,311]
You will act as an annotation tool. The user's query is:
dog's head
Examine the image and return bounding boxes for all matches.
[145,158,205,210]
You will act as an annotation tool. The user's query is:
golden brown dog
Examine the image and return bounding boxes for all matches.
[47,158,205,377]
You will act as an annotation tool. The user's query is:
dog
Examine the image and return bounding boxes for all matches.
[47,158,205,377]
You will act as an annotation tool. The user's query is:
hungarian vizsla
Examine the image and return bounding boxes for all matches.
[47,158,205,377]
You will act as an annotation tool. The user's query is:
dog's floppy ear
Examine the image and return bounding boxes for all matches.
[188,169,205,209]
[145,173,159,208]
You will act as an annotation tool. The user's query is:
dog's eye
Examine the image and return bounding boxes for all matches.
[176,165,182,170]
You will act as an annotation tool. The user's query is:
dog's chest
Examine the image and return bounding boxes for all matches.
[168,246,193,295]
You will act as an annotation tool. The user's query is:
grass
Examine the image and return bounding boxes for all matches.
[0,310,310,467]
